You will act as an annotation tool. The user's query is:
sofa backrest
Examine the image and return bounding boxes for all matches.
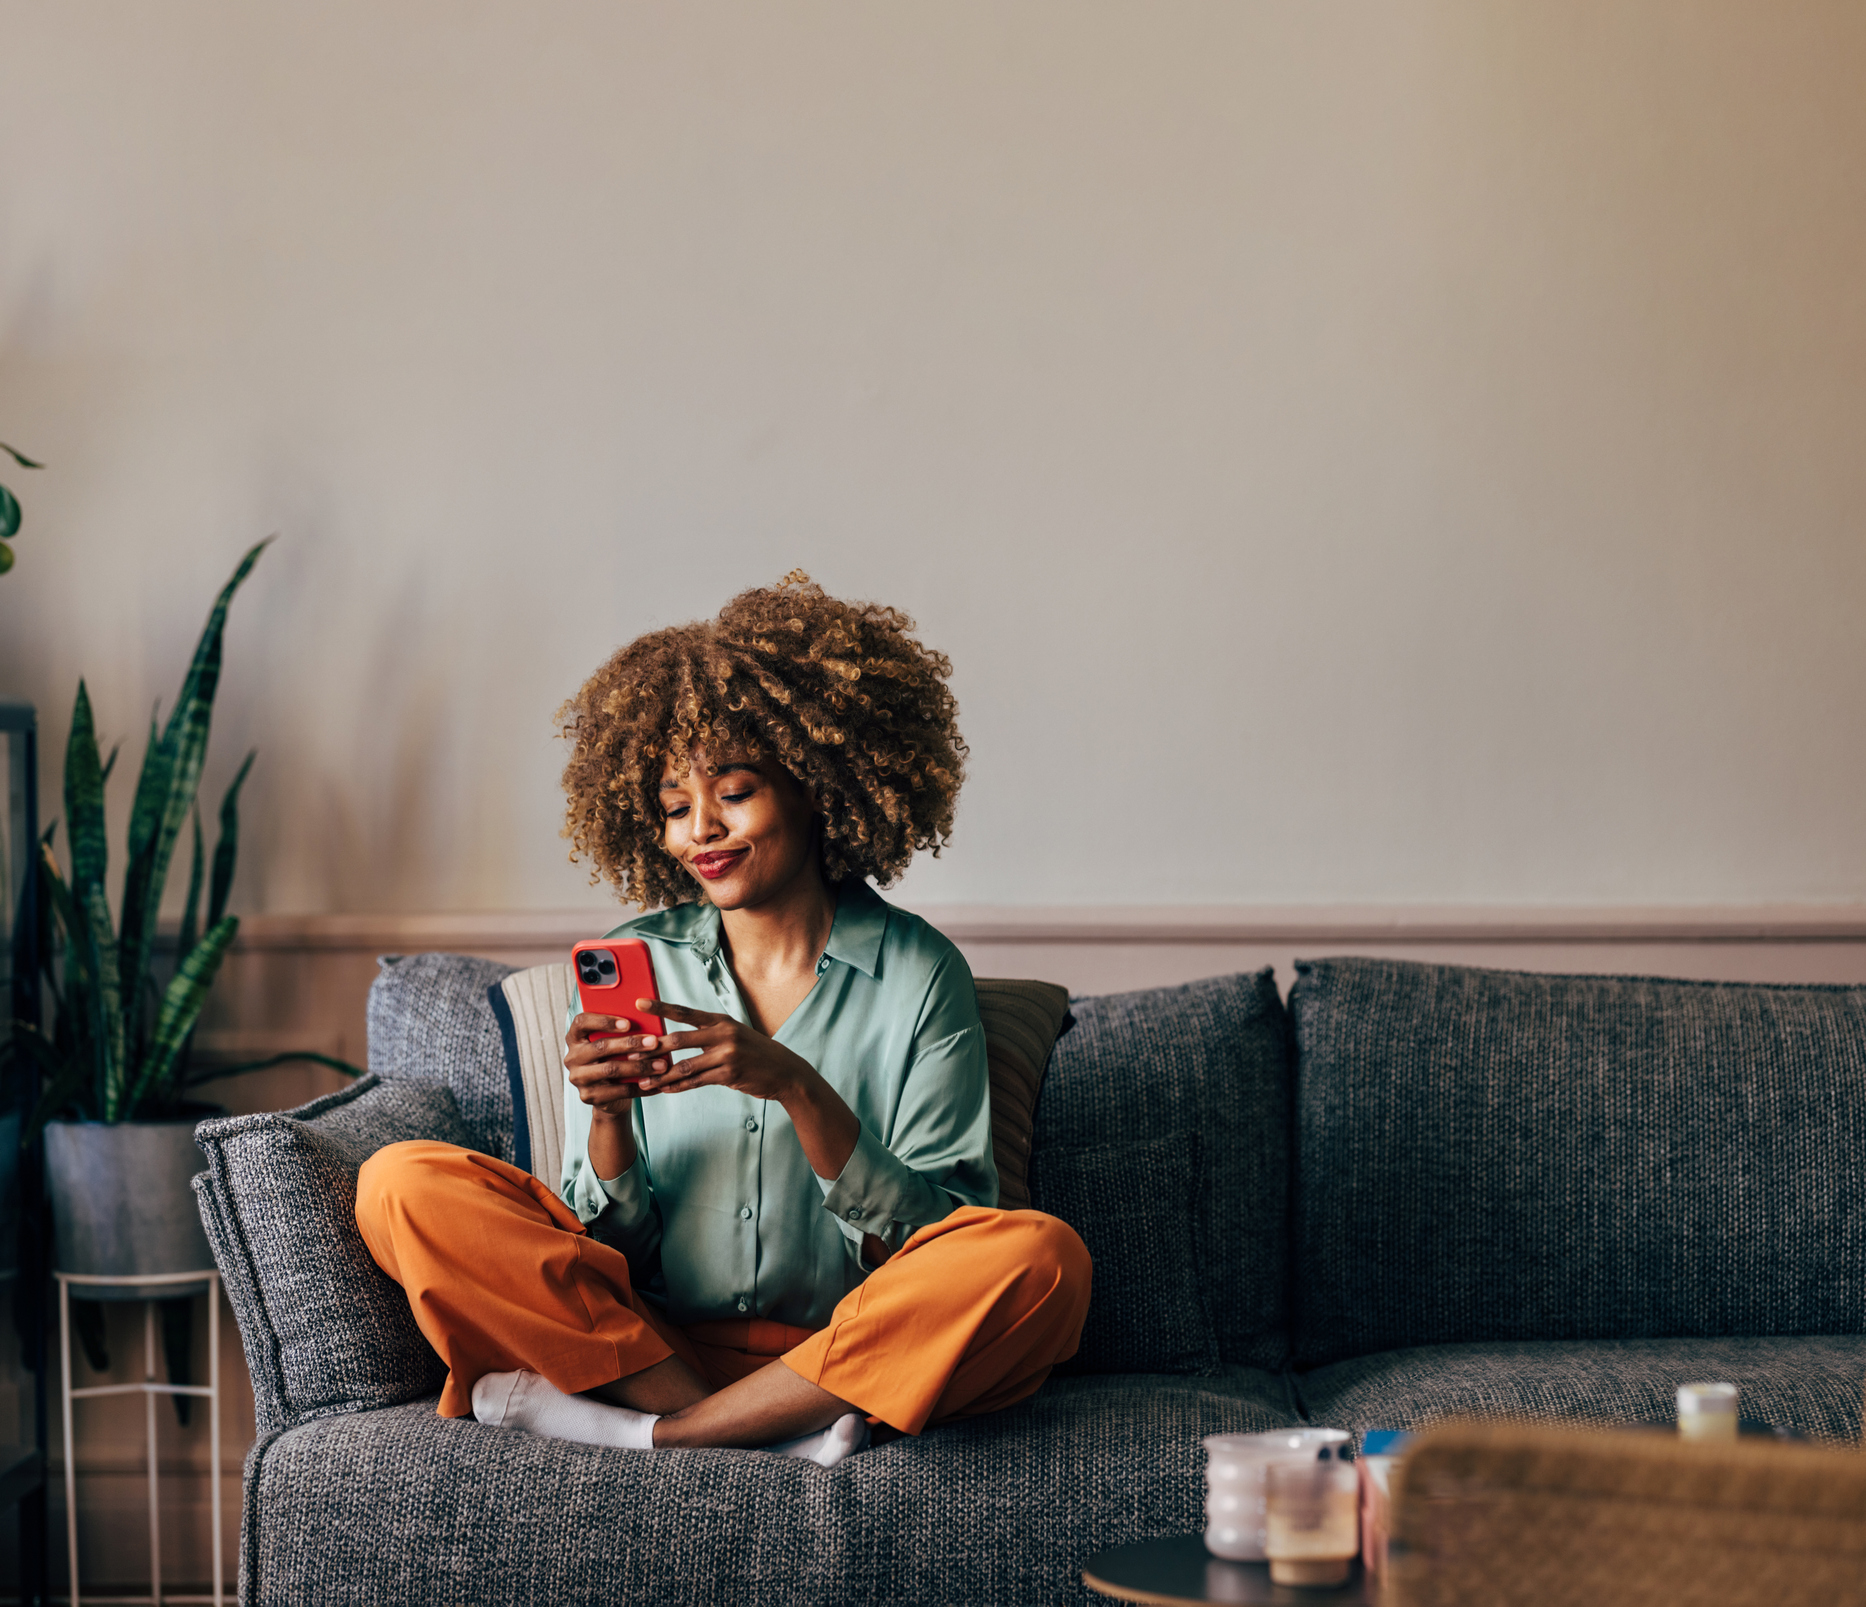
[1289,957,1866,1369]
[364,953,1301,1376]
[1033,970,1293,1372]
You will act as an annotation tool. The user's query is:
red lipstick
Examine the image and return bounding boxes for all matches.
[692,849,745,881]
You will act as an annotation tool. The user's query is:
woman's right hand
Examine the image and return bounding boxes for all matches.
[565,1011,669,1123]
[566,1011,665,1183]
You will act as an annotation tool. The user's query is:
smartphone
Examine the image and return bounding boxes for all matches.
[571,938,665,1043]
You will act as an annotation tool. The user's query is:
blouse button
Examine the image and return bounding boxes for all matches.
[744,1117,758,1132]
[739,1205,753,1220]
[737,1297,749,1313]
[845,1206,864,1222]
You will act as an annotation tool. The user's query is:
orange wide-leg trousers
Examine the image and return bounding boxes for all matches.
[355,1140,1092,1433]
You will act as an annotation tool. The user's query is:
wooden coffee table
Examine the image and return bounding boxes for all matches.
[1082,1536,1377,1604]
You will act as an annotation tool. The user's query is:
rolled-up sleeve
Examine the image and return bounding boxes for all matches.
[561,1026,662,1268]
[818,1013,997,1257]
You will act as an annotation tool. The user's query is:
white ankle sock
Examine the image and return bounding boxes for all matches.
[765,1412,871,1468]
[472,1373,869,1466]
[472,1369,659,1451]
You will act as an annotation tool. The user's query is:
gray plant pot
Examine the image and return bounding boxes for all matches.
[45,1111,220,1301]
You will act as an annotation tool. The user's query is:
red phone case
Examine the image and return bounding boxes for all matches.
[572,939,665,1041]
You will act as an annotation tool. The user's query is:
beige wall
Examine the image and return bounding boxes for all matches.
[2,3,1864,916]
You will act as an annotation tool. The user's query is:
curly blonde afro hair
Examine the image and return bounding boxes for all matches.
[558,571,966,909]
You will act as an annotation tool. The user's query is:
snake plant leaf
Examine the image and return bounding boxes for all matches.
[118,707,162,1017]
[13,1021,94,1140]
[0,442,44,470]
[125,914,238,1117]
[0,485,18,541]
[36,840,114,1119]
[177,806,205,970]
[208,750,255,926]
[34,825,65,1012]
[12,1022,95,1141]
[118,539,269,1038]
[0,540,13,575]
[84,878,126,1118]
[64,682,109,908]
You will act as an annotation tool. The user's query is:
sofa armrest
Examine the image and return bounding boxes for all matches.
[193,1074,473,1435]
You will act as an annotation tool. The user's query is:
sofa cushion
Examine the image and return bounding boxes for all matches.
[1289,958,1866,1367]
[1294,1335,1866,1448]
[1034,970,1293,1369]
[972,977,1072,1211]
[1032,1132,1220,1375]
[240,1368,1296,1607]
[367,952,518,1162]
[193,1075,473,1435]
[489,962,579,1189]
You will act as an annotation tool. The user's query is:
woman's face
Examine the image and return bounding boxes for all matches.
[658,746,821,910]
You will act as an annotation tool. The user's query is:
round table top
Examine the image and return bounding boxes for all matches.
[1081,1536,1376,1606]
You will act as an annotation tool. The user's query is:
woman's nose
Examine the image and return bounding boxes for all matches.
[689,796,725,841]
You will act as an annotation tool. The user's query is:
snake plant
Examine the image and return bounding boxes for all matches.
[10,539,357,1133]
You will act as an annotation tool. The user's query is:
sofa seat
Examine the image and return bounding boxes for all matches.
[241,1368,1296,1607]
[1295,1335,1866,1446]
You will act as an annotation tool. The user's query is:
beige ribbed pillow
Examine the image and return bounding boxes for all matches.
[496,962,577,1193]
[495,964,1071,1211]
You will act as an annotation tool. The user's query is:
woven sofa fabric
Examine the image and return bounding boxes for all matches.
[367,951,519,1162]
[1035,970,1293,1369]
[1032,1132,1220,1375]
[193,1075,473,1434]
[1294,1335,1866,1448]
[242,1370,1296,1607]
[1290,957,1866,1368]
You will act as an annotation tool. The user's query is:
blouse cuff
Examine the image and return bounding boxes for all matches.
[817,1125,951,1248]
[570,1150,652,1230]
[599,1152,652,1218]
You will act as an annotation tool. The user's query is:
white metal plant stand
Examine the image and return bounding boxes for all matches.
[56,1269,223,1607]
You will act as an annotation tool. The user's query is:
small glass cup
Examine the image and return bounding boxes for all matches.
[1264,1456,1360,1587]
[1677,1382,1738,1442]
[1203,1429,1350,1560]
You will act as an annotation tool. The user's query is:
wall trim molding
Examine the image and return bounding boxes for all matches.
[226,903,1866,952]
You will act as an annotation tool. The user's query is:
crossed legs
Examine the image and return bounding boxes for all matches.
[355,1141,1091,1452]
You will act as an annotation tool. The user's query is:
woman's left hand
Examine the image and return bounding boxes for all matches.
[630,1001,820,1104]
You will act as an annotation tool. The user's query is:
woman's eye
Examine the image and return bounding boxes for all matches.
[721,790,753,804]
[663,806,690,821]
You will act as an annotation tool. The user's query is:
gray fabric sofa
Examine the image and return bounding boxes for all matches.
[194,953,1866,1606]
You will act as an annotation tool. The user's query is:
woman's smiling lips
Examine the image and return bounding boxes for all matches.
[691,848,747,881]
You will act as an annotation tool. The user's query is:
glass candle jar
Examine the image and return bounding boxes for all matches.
[1203,1430,1351,1560]
[1264,1456,1360,1587]
[1677,1382,1739,1442]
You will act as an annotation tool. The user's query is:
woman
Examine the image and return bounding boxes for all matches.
[356,572,1091,1465]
